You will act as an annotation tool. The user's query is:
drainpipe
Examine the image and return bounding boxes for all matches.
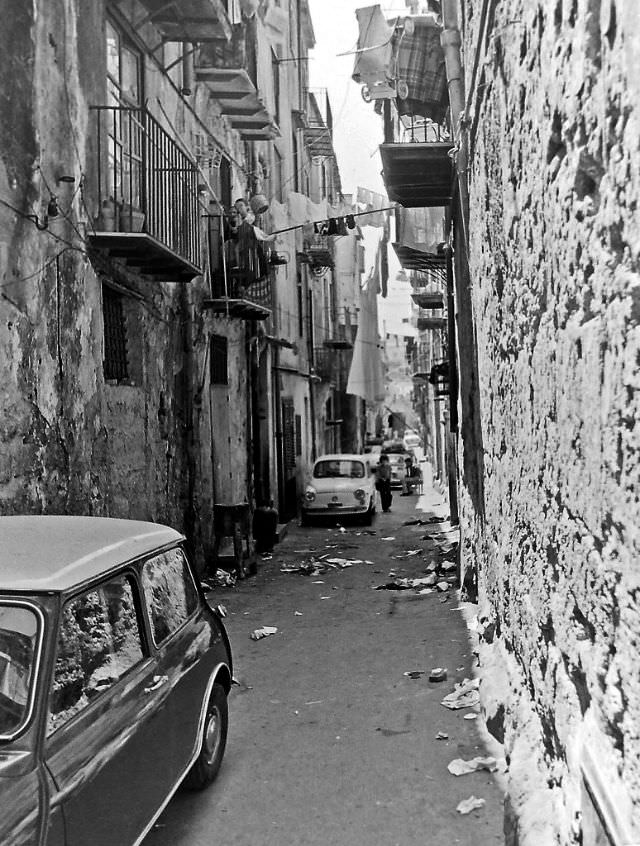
[440,2,469,240]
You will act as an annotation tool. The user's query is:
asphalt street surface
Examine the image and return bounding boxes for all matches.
[146,485,505,846]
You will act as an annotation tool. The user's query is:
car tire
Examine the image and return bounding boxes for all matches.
[184,682,228,790]
[362,501,374,526]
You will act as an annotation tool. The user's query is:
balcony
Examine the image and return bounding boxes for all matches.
[380,141,453,208]
[301,232,333,274]
[411,289,445,310]
[202,217,272,320]
[417,316,447,331]
[89,106,200,282]
[313,348,346,386]
[135,0,232,42]
[196,23,279,141]
[304,89,335,157]
[323,307,356,350]
[393,243,446,282]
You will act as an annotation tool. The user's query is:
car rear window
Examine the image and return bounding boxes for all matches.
[48,575,144,735]
[141,548,199,645]
[313,460,365,479]
[0,603,41,739]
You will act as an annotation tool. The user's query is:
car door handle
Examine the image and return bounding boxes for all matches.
[144,674,169,694]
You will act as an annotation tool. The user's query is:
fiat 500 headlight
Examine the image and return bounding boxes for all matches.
[304,487,316,502]
[353,488,366,502]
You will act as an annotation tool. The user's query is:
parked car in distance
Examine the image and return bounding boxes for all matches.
[382,441,414,488]
[302,454,376,525]
[0,515,233,846]
[403,433,422,452]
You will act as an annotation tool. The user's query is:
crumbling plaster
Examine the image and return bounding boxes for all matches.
[461,0,640,840]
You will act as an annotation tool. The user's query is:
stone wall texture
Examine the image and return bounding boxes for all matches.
[461,0,640,841]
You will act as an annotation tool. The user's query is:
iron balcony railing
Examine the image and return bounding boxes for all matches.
[91,105,200,269]
[207,216,272,312]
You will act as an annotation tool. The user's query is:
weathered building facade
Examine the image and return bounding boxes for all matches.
[0,0,368,567]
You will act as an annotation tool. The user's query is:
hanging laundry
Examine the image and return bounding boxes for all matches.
[392,16,449,124]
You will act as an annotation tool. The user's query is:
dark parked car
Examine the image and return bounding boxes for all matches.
[0,516,232,846]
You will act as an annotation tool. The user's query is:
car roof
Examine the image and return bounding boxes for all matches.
[314,454,368,463]
[0,516,184,592]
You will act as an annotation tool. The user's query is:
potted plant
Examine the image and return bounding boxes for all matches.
[120,202,145,232]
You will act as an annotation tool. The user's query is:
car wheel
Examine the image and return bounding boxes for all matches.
[185,682,228,790]
[362,501,374,526]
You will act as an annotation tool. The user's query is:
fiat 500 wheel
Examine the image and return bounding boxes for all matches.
[185,682,228,790]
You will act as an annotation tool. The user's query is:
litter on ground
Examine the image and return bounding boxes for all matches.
[435,731,449,740]
[441,678,481,710]
[429,667,447,682]
[456,796,486,814]
[447,756,498,776]
[250,626,278,641]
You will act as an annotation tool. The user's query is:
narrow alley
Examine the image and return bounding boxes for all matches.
[147,488,504,846]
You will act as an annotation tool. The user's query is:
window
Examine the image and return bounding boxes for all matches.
[141,548,198,645]
[271,47,281,126]
[273,148,284,203]
[106,20,143,209]
[0,604,41,738]
[103,285,128,382]
[313,460,365,479]
[48,576,144,734]
[291,126,299,192]
[296,270,304,337]
[210,334,228,385]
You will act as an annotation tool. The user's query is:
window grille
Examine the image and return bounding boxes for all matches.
[103,285,128,381]
[210,334,228,385]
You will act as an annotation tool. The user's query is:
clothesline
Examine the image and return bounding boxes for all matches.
[269,205,396,236]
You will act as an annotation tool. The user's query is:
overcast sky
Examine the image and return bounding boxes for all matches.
[306,0,411,330]
[306,0,404,198]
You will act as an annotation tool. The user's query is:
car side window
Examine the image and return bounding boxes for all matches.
[141,548,199,645]
[47,575,144,735]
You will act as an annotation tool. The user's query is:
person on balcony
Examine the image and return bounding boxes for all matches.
[226,198,280,288]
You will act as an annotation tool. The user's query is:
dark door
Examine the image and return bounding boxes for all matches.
[280,397,298,521]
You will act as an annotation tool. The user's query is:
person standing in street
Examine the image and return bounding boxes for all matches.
[375,453,393,512]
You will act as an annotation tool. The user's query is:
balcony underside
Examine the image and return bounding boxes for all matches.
[393,243,446,276]
[202,297,271,320]
[323,338,353,350]
[196,67,256,99]
[89,232,201,282]
[137,0,232,41]
[380,142,453,208]
[411,290,445,309]
[417,316,447,331]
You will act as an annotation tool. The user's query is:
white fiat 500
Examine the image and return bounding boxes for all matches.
[301,454,376,526]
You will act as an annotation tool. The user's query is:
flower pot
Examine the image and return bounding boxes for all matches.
[120,208,145,233]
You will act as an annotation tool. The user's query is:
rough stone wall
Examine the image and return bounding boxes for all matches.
[461,0,640,841]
